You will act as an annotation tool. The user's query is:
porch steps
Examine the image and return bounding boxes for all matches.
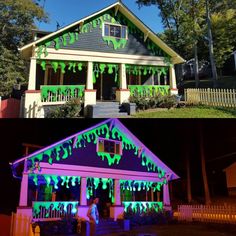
[96,218,125,236]
[86,102,129,118]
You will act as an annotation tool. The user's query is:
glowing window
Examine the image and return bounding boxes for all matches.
[97,138,122,155]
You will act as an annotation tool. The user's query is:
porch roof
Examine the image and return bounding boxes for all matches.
[20,1,185,64]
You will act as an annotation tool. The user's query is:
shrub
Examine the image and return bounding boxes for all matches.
[46,98,83,118]
[130,94,178,111]
[124,210,173,226]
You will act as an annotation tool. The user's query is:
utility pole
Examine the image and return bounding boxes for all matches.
[206,0,218,88]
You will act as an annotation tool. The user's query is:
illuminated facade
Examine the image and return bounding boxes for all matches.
[19,1,184,118]
[12,119,179,221]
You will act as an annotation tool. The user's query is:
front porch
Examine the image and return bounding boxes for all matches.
[17,173,171,222]
[24,57,177,118]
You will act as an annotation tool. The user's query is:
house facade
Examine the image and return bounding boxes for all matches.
[12,119,179,223]
[224,162,236,196]
[20,1,184,118]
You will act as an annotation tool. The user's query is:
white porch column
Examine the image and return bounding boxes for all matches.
[28,57,37,90]
[19,173,28,206]
[84,61,96,111]
[169,65,178,95]
[80,177,87,206]
[163,182,170,206]
[114,179,121,205]
[86,61,93,90]
[116,63,130,104]
[110,179,124,221]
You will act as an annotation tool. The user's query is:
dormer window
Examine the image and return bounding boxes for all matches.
[103,23,128,39]
[97,138,122,155]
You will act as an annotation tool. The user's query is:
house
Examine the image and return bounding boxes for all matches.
[11,119,179,225]
[20,1,185,118]
[224,162,236,196]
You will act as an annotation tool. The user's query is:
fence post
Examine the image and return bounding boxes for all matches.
[35,225,40,236]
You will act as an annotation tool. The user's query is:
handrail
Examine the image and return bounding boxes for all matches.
[128,85,170,97]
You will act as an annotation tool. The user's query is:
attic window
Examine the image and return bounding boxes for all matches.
[104,23,128,39]
[97,138,122,155]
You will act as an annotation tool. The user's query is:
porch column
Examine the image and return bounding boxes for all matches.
[114,179,121,205]
[86,62,93,90]
[28,57,37,90]
[77,177,89,220]
[110,179,124,221]
[116,63,130,104]
[19,173,28,206]
[84,62,96,113]
[80,177,87,206]
[169,65,178,95]
[163,182,170,206]
[120,64,127,89]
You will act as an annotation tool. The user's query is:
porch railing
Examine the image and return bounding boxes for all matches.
[123,201,163,213]
[32,201,79,221]
[128,85,170,97]
[41,85,85,103]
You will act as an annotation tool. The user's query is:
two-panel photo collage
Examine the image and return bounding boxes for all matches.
[1,1,236,236]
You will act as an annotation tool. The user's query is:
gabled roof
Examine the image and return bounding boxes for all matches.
[20,1,184,64]
[12,118,179,181]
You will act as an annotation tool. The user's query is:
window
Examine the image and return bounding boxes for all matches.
[103,23,128,39]
[97,138,122,155]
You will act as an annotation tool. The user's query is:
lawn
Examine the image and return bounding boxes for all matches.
[105,223,236,236]
[133,106,236,118]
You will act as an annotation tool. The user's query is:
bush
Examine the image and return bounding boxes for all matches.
[46,98,83,118]
[124,210,173,226]
[130,94,178,111]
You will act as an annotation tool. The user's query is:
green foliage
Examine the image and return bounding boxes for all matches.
[45,99,83,118]
[124,210,173,226]
[130,94,178,111]
[0,0,48,96]
[137,0,236,70]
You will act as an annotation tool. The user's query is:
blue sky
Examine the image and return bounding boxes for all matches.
[36,0,164,33]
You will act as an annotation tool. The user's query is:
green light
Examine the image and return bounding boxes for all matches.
[33,201,78,218]
[123,201,163,213]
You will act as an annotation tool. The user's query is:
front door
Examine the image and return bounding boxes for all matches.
[94,68,118,101]
[94,182,112,219]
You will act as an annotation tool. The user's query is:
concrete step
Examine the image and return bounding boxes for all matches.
[86,102,129,118]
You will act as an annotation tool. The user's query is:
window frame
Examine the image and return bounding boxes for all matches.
[103,22,128,40]
[97,137,122,155]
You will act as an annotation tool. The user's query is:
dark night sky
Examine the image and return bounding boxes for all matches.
[0,119,236,213]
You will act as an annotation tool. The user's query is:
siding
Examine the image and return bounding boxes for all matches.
[46,10,165,57]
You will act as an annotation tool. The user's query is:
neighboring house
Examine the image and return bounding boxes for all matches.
[11,119,179,224]
[224,162,236,196]
[20,1,184,118]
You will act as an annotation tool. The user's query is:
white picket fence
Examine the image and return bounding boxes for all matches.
[185,88,236,107]
[178,205,236,224]
[10,213,40,236]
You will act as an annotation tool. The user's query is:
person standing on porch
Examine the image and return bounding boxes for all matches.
[87,197,99,236]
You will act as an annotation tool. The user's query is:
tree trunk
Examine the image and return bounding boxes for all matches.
[186,149,192,203]
[199,122,211,205]
[206,0,218,88]
[194,42,200,88]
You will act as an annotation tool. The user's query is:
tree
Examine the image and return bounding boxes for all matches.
[198,122,211,205]
[136,0,205,88]
[0,0,48,96]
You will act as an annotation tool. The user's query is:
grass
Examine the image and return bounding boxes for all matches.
[133,106,236,118]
